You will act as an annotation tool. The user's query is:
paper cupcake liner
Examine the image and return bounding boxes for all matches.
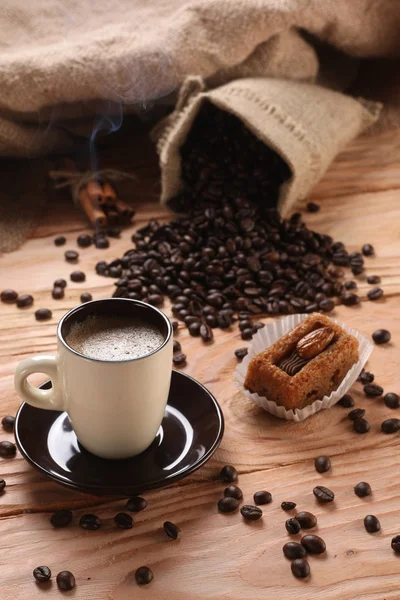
[234,313,373,422]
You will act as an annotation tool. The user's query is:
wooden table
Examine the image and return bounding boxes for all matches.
[1,128,400,599]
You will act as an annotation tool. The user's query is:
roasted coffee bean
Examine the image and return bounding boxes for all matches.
[381,418,400,434]
[367,275,381,284]
[172,320,179,331]
[359,370,374,384]
[54,278,67,289]
[173,353,187,366]
[135,566,153,585]
[218,497,239,513]
[338,394,354,408]
[291,558,310,578]
[344,280,357,290]
[64,250,78,262]
[109,266,123,278]
[1,289,18,303]
[313,485,335,503]
[77,233,92,248]
[362,244,374,256]
[353,417,370,433]
[0,441,16,458]
[80,292,93,303]
[234,347,248,360]
[342,292,360,306]
[54,235,66,246]
[368,287,384,301]
[114,512,133,529]
[372,329,391,344]
[349,408,366,421]
[319,298,335,312]
[301,534,326,554]
[224,485,243,500]
[79,513,101,530]
[56,571,76,591]
[35,308,52,321]
[52,286,64,299]
[364,515,381,533]
[33,566,51,583]
[241,505,263,521]
[50,509,73,528]
[220,465,238,483]
[200,323,213,342]
[253,490,272,505]
[173,340,182,352]
[148,294,164,306]
[70,270,86,282]
[281,502,296,511]
[1,415,15,432]
[16,294,34,308]
[0,479,6,492]
[188,322,201,336]
[306,202,320,213]
[364,384,383,397]
[95,261,108,275]
[384,392,400,409]
[314,456,331,473]
[163,521,180,540]
[354,482,371,498]
[241,328,254,340]
[95,236,110,249]
[126,496,147,512]
[283,542,306,559]
[286,518,301,534]
[391,535,400,553]
[295,511,317,529]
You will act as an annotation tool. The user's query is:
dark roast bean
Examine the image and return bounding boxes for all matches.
[16,294,34,308]
[295,511,317,529]
[126,496,147,512]
[362,244,374,256]
[314,456,331,473]
[200,323,213,342]
[319,299,335,312]
[33,566,51,582]
[342,292,360,306]
[391,535,400,553]
[50,509,73,528]
[95,236,110,249]
[364,384,383,397]
[353,418,370,433]
[172,320,179,331]
[79,513,101,530]
[253,490,272,505]
[301,534,326,554]
[381,418,400,434]
[241,328,254,340]
[224,485,243,500]
[188,322,201,336]
[77,233,92,248]
[54,235,66,246]
[384,392,400,409]
[0,479,6,492]
[306,202,320,213]
[367,275,381,284]
[283,542,306,559]
[359,371,374,384]
[173,353,187,366]
[95,261,108,275]
[35,308,52,321]
[135,566,153,585]
[64,250,78,262]
[56,571,75,591]
[367,287,384,301]
[80,292,93,303]
[313,485,335,503]
[114,512,133,529]
[147,294,163,306]
[291,558,310,578]
[173,340,182,352]
[1,416,15,432]
[163,521,180,540]
[372,329,391,344]
[344,280,357,290]
[70,270,86,282]
[0,441,16,458]
[220,465,238,483]
[1,289,18,303]
[218,497,239,513]
[234,347,248,360]
[349,408,365,421]
[338,394,354,408]
[364,515,381,533]
[241,505,263,521]
[281,502,296,511]
[286,518,301,534]
[354,482,371,497]
[52,286,64,299]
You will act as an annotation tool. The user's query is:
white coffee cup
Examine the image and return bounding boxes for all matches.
[14,298,173,459]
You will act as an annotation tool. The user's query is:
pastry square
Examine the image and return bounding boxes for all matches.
[244,313,359,410]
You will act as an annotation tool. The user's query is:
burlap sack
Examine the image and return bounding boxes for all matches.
[154,77,381,215]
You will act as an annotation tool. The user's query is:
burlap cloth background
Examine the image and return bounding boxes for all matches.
[0,0,399,251]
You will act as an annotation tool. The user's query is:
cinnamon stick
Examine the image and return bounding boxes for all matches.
[87,179,106,205]
[102,182,117,205]
[78,186,106,229]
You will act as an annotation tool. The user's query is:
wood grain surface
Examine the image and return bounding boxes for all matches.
[1,128,400,599]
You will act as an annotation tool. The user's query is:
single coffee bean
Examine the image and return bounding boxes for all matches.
[173,353,187,366]
[1,289,18,303]
[200,323,214,341]
[301,534,326,554]
[52,286,64,299]
[173,340,182,353]
[126,496,147,512]
[0,479,6,492]
[384,392,400,409]
[188,322,201,336]
[54,278,67,288]
[95,261,108,275]
[95,236,110,249]
[16,294,34,308]
[172,320,179,331]
[35,308,52,321]
[306,202,320,213]
[241,328,254,340]
[362,244,374,256]
[64,250,78,262]
[0,441,16,458]
[33,566,52,582]
[295,511,317,529]
[56,571,75,591]
[163,521,180,540]
[281,502,296,511]
[364,515,381,533]
[349,408,366,421]
[319,298,335,312]
[367,287,384,301]
[218,497,239,513]
[283,542,306,559]
[338,394,354,408]
[344,280,357,290]
[77,233,92,248]
[241,505,263,521]
[354,482,372,497]
[70,270,86,282]
[234,347,248,361]
[381,418,400,434]
[353,417,370,433]
[391,535,400,553]
[367,275,381,284]
[50,509,73,528]
[135,566,153,585]
[291,558,310,578]
[342,292,360,306]
[1,415,15,432]
[253,490,272,505]
[313,485,335,503]
[372,329,391,344]
[360,371,374,384]
[54,235,66,246]
[114,512,133,529]
[224,485,243,500]
[79,513,101,530]
[80,292,93,303]
[286,518,301,534]
[220,465,238,483]
[148,294,164,306]
[314,456,331,473]
[364,383,383,397]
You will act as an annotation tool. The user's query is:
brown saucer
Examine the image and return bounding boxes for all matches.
[15,370,224,496]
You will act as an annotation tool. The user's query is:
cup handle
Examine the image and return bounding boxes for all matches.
[14,354,65,411]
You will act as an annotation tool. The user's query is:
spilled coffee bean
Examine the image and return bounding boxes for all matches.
[314,456,331,473]
[54,278,67,288]
[241,505,263,521]
[172,320,179,331]
[234,348,248,361]
[52,287,64,299]
[364,515,381,533]
[1,415,15,432]
[367,275,381,284]
[313,485,335,503]
[224,485,243,500]
[364,384,383,397]
[79,513,101,530]
[163,521,180,540]
[354,482,371,498]
[64,250,78,262]
[50,510,73,528]
[126,496,147,512]
[342,292,360,307]
[70,270,86,282]
[286,518,301,534]
[291,558,310,578]
[338,394,354,408]
[0,441,16,458]
[353,418,370,434]
[77,233,92,248]
[301,534,326,554]
[295,511,317,529]
[281,502,296,511]
[348,408,366,421]
[391,535,400,553]
[173,340,182,352]
[362,243,374,256]
[253,490,272,505]
[381,418,400,434]
[135,566,153,585]
[220,465,238,483]
[114,513,133,529]
[33,566,51,583]
[35,308,52,321]
[0,289,18,303]
[54,236,66,246]
[359,371,374,384]
[80,292,93,303]
[282,542,306,559]
[173,353,187,366]
[0,479,6,492]
[384,392,400,409]
[344,280,357,290]
[218,497,239,513]
[372,329,391,344]
[56,571,75,591]
[367,287,383,301]
[16,294,34,308]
